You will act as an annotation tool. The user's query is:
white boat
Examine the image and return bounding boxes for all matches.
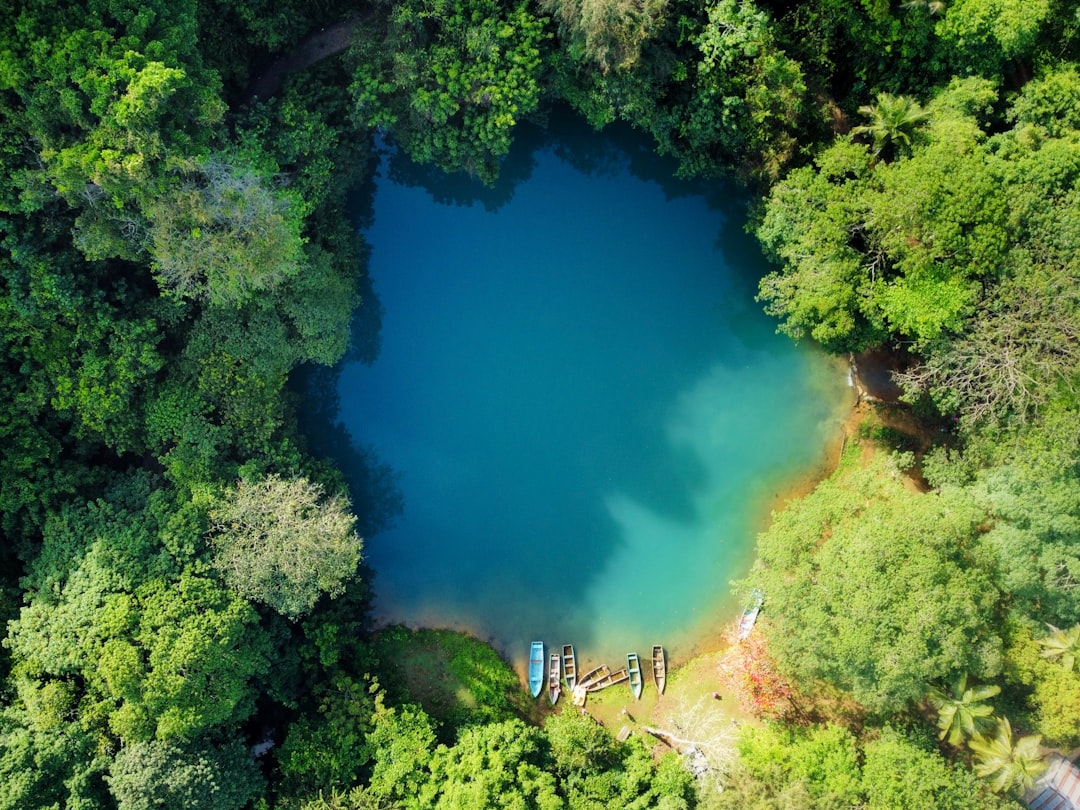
[737,589,765,640]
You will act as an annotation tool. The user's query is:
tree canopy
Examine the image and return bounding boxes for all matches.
[750,454,1003,714]
[2,0,1080,805]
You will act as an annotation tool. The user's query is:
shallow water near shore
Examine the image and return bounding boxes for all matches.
[326,109,848,670]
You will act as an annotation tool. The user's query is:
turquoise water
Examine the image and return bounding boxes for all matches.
[332,111,848,669]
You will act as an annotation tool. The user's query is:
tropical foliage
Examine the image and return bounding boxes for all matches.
[969,718,1047,795]
[851,93,930,162]
[1038,624,1080,672]
[1,0,1080,806]
[928,674,1001,746]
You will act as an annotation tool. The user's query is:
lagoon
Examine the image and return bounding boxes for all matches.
[327,110,848,669]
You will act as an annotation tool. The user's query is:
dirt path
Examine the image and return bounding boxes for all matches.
[244,15,368,104]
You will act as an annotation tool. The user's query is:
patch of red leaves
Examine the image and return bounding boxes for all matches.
[717,631,796,722]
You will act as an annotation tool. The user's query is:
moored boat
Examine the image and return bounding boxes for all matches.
[652,645,666,694]
[627,652,643,700]
[737,589,765,640]
[562,644,577,691]
[528,642,544,698]
[549,653,562,705]
[577,664,608,689]
[586,667,628,692]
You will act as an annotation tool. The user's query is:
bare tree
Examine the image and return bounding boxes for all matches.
[895,264,1080,426]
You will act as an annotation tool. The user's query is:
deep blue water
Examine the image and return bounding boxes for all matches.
[326,111,847,669]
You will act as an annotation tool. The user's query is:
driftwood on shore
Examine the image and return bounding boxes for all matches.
[644,727,711,777]
[643,725,697,748]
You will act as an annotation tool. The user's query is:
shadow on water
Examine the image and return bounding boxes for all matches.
[381,123,546,211]
[382,104,750,215]
[292,171,402,539]
[294,363,404,541]
[344,263,384,367]
[297,102,844,662]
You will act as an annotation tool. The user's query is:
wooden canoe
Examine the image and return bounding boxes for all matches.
[562,644,577,691]
[549,652,562,705]
[528,641,544,698]
[627,652,643,700]
[577,664,608,689]
[652,645,666,695]
[587,667,628,692]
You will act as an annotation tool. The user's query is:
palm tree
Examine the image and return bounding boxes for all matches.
[1038,623,1080,671]
[928,674,1000,746]
[969,717,1047,794]
[851,93,930,163]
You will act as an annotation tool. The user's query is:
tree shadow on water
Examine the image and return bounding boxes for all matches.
[380,126,546,212]
[293,363,404,540]
[345,262,384,366]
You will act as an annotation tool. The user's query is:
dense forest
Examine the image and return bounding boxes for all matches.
[1,0,1079,806]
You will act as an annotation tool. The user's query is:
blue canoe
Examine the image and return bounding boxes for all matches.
[627,652,644,700]
[528,641,544,698]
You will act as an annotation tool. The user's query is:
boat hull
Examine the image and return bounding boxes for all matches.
[652,645,666,695]
[737,589,765,640]
[627,653,643,700]
[528,642,544,698]
[549,653,562,705]
[562,644,577,691]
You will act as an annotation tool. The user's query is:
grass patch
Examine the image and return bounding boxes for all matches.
[371,626,532,739]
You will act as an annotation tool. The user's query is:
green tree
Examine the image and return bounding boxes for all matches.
[735,723,864,807]
[1003,623,1080,748]
[757,78,1009,349]
[678,0,807,180]
[6,1,226,261]
[539,0,666,71]
[277,672,377,794]
[146,154,306,305]
[750,454,1003,714]
[6,480,272,744]
[755,138,880,351]
[0,700,112,810]
[208,474,362,620]
[935,0,1050,78]
[969,717,1047,794]
[543,709,619,778]
[945,407,1080,627]
[862,727,1018,810]
[107,738,263,810]
[347,0,548,183]
[851,93,930,163]
[132,574,272,740]
[1008,64,1080,137]
[421,719,561,809]
[364,702,438,805]
[895,265,1080,426]
[928,673,1001,746]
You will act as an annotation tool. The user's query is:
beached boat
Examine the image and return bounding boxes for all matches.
[577,664,609,689]
[571,683,589,707]
[586,667,628,692]
[549,653,562,705]
[528,642,544,698]
[737,589,765,640]
[652,645,667,694]
[627,653,643,700]
[562,644,577,691]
